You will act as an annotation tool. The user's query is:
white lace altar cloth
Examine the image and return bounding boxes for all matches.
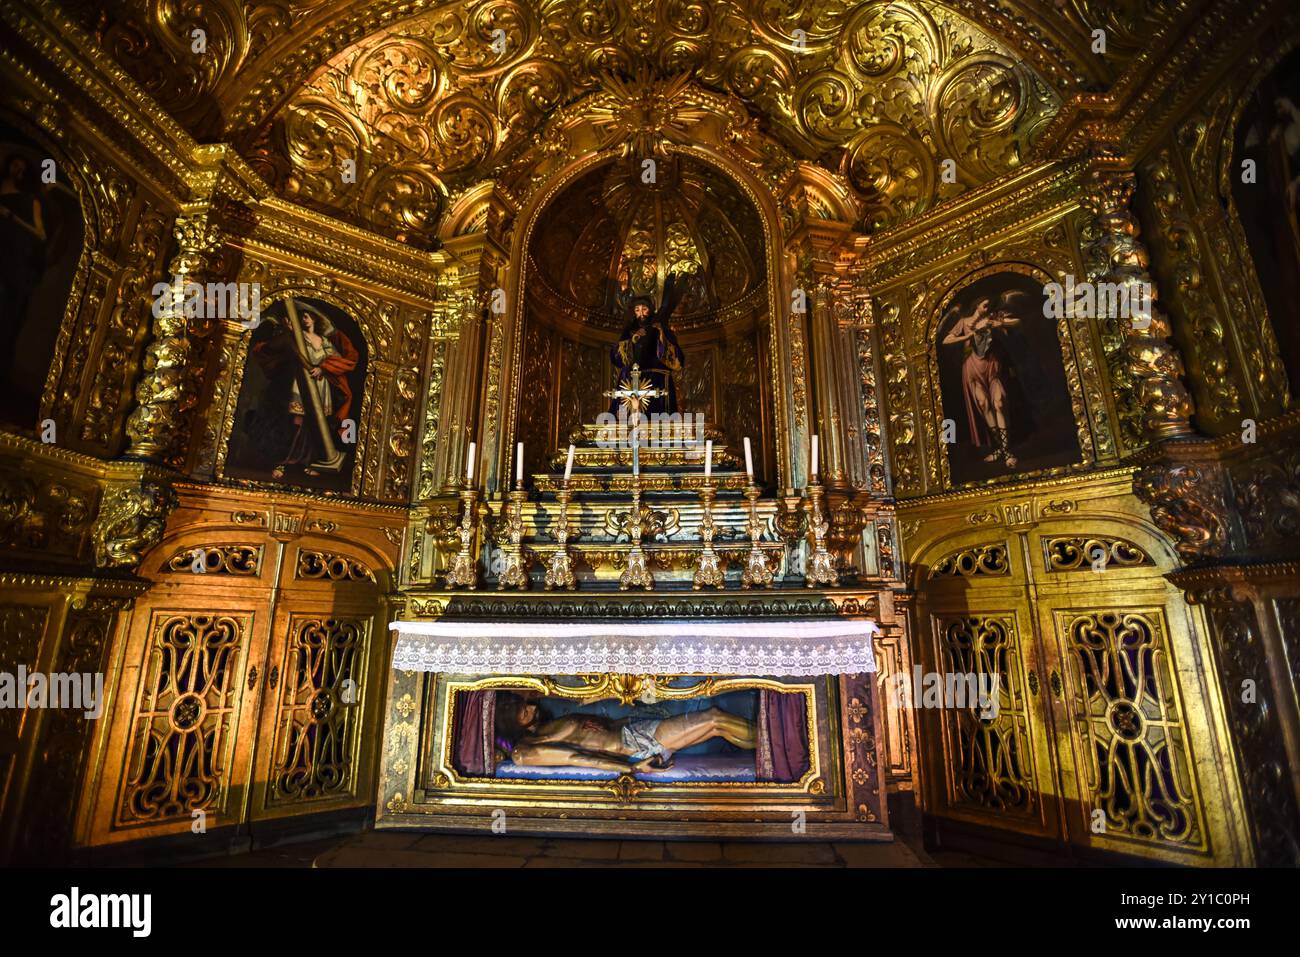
[389,619,877,676]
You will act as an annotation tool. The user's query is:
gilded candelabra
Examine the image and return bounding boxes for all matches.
[620,480,654,590]
[804,480,839,587]
[692,484,725,589]
[444,486,481,589]
[544,486,578,590]
[740,484,774,588]
[496,485,530,590]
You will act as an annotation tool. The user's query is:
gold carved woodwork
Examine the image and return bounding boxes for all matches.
[1058,609,1205,849]
[1082,169,1195,447]
[296,549,375,582]
[241,2,1064,243]
[117,613,246,826]
[934,614,1036,814]
[930,543,1011,578]
[124,208,227,465]
[904,468,1251,861]
[92,479,176,570]
[163,543,262,575]
[1042,536,1152,572]
[268,616,368,805]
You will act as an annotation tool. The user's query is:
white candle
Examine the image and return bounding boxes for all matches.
[704,439,713,480]
[515,442,523,484]
[811,434,819,478]
[466,441,476,483]
[564,444,575,481]
[743,437,753,480]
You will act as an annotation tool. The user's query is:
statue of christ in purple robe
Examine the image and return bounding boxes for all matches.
[608,271,687,417]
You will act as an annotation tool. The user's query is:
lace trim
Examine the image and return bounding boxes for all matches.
[389,619,877,676]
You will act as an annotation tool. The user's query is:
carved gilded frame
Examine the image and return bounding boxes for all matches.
[212,281,382,498]
[916,257,1106,493]
[386,673,843,819]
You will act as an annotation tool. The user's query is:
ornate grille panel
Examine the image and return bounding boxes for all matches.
[118,614,245,825]
[268,616,368,805]
[1061,610,1205,850]
[1042,536,1153,572]
[935,615,1037,814]
[930,543,1010,578]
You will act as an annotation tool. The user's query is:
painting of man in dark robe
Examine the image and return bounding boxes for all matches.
[1232,46,1300,388]
[607,268,686,417]
[225,297,366,492]
[937,271,1081,486]
[0,122,84,429]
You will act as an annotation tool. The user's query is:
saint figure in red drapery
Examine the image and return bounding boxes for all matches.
[252,301,359,479]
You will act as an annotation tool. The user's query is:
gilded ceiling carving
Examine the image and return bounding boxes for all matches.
[525,156,766,327]
[172,0,1070,242]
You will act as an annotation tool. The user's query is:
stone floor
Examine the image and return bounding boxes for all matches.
[183,827,1006,868]
[176,827,1012,867]
[309,830,934,867]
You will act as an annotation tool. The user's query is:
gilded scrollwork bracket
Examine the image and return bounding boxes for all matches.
[92,472,177,571]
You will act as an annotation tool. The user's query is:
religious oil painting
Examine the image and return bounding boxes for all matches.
[0,120,84,429]
[224,296,367,492]
[1233,44,1300,387]
[936,270,1082,487]
[451,686,811,784]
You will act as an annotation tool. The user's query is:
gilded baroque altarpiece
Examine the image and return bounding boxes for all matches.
[0,0,1295,863]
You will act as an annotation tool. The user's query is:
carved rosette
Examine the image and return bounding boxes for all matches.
[124,209,224,462]
[1084,170,1194,445]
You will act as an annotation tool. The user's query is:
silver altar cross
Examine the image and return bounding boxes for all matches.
[602,363,665,419]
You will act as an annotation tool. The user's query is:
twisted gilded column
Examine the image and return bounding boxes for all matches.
[1085,170,1195,444]
[124,208,223,462]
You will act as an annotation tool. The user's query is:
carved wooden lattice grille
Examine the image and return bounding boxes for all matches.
[119,615,244,824]
[268,617,367,805]
[936,615,1036,814]
[1062,610,1204,849]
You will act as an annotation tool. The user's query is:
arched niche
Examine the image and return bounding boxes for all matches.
[511,154,776,482]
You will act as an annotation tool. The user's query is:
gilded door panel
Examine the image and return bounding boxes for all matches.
[112,610,258,834]
[925,610,1063,839]
[247,602,375,819]
[1049,606,1210,858]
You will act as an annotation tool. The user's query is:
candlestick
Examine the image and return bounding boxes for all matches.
[544,488,578,590]
[704,439,713,480]
[693,483,725,589]
[515,441,523,486]
[465,440,476,483]
[811,434,819,478]
[743,436,753,479]
[740,485,774,588]
[444,487,481,589]
[564,444,575,481]
[496,486,530,590]
[620,479,654,590]
[804,479,838,588]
